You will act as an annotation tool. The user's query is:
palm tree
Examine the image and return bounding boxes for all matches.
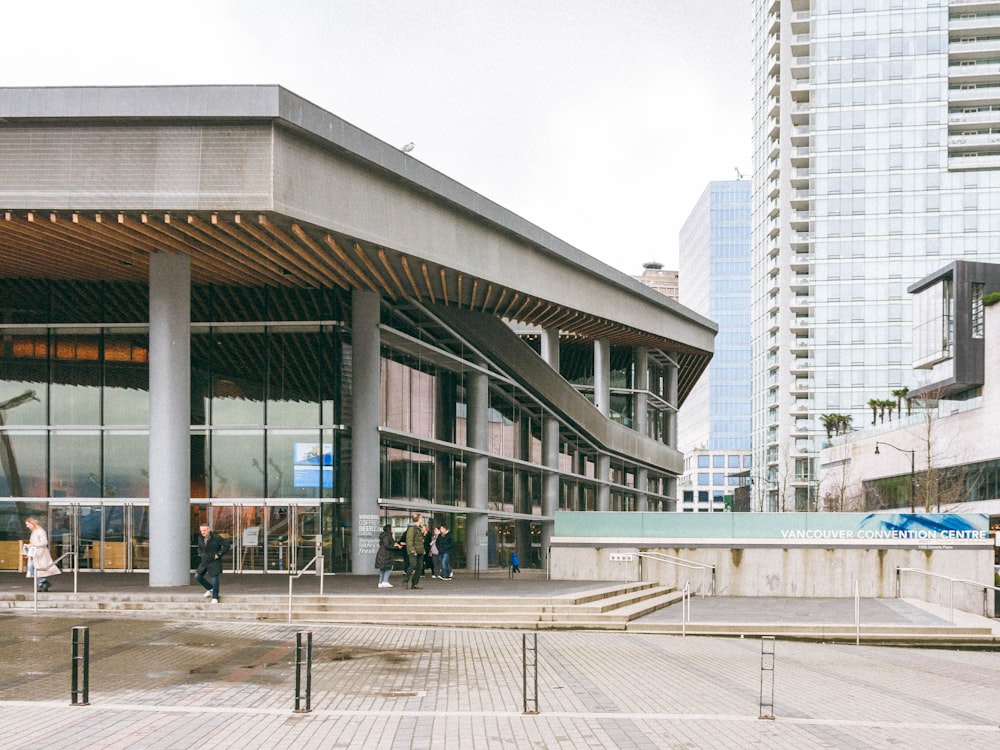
[891,387,910,417]
[837,414,852,435]
[868,398,879,426]
[820,413,838,438]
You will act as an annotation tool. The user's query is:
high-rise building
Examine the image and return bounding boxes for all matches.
[631,262,679,300]
[751,1,1000,512]
[678,180,752,512]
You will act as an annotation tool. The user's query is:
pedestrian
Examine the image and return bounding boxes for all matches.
[24,516,61,592]
[194,522,230,603]
[402,513,424,590]
[510,550,520,573]
[429,524,442,578]
[376,523,398,588]
[422,523,434,573]
[437,524,454,580]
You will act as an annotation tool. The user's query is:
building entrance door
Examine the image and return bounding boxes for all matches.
[49,501,150,572]
[207,502,319,573]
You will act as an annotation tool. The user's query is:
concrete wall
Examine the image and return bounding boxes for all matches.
[550,542,995,615]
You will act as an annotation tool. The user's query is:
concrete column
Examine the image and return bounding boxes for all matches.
[466,371,489,570]
[597,453,610,512]
[666,359,679,448]
[148,252,191,587]
[634,346,648,437]
[594,338,610,416]
[541,415,559,569]
[350,289,381,574]
[540,327,560,371]
[636,467,649,512]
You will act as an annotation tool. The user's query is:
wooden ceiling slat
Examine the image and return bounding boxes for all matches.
[286,223,353,290]
[322,235,380,293]
[438,269,449,305]
[1,209,702,360]
[1,214,135,282]
[419,263,437,304]
[469,279,479,310]
[376,248,410,299]
[351,243,397,301]
[498,292,521,319]
[174,214,306,286]
[249,216,343,289]
[398,257,423,298]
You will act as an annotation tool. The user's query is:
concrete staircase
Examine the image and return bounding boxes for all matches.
[0,580,681,630]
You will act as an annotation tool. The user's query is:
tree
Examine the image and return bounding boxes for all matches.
[891,386,910,417]
[868,398,879,426]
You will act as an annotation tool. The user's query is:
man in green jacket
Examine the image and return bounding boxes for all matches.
[403,513,425,590]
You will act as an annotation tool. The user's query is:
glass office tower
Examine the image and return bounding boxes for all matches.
[678,180,752,512]
[752,0,1000,511]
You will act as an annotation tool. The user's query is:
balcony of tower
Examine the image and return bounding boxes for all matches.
[789,357,813,375]
[789,378,813,396]
[949,60,1000,86]
[789,399,813,417]
[949,84,1000,108]
[790,101,810,125]
[949,37,1000,59]
[949,105,1000,130]
[949,15,1000,37]
[790,34,810,57]
[789,336,813,355]
[948,130,1000,154]
[790,10,810,34]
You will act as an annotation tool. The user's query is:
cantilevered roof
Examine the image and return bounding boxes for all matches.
[0,85,716,404]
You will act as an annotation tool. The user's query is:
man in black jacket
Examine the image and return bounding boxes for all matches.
[194,523,230,603]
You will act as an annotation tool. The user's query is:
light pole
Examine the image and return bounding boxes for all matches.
[874,441,916,514]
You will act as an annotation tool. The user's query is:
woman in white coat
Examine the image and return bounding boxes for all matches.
[24,516,61,591]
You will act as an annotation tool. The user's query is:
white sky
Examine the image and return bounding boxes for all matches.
[2,0,752,275]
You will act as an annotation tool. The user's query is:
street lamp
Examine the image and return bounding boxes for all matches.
[874,441,916,514]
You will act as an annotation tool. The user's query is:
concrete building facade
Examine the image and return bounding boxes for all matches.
[0,85,717,583]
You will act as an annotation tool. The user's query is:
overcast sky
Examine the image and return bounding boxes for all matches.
[2,0,752,275]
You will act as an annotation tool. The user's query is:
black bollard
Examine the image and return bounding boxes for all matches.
[71,626,90,706]
[294,631,313,713]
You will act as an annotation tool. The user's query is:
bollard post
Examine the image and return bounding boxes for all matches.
[71,626,90,706]
[293,631,313,713]
[522,633,539,714]
[759,636,775,720]
[474,554,480,579]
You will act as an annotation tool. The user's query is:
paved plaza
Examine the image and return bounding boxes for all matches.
[1,610,998,749]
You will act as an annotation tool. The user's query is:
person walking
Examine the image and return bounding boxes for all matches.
[375,523,398,588]
[194,523,230,604]
[402,513,424,590]
[429,524,442,579]
[24,516,61,592]
[437,524,454,580]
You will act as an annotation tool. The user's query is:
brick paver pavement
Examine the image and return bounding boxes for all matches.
[1,615,997,749]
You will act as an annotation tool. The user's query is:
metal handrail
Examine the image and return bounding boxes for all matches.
[895,566,1000,621]
[636,551,716,597]
[31,549,77,613]
[681,581,691,637]
[287,537,325,623]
